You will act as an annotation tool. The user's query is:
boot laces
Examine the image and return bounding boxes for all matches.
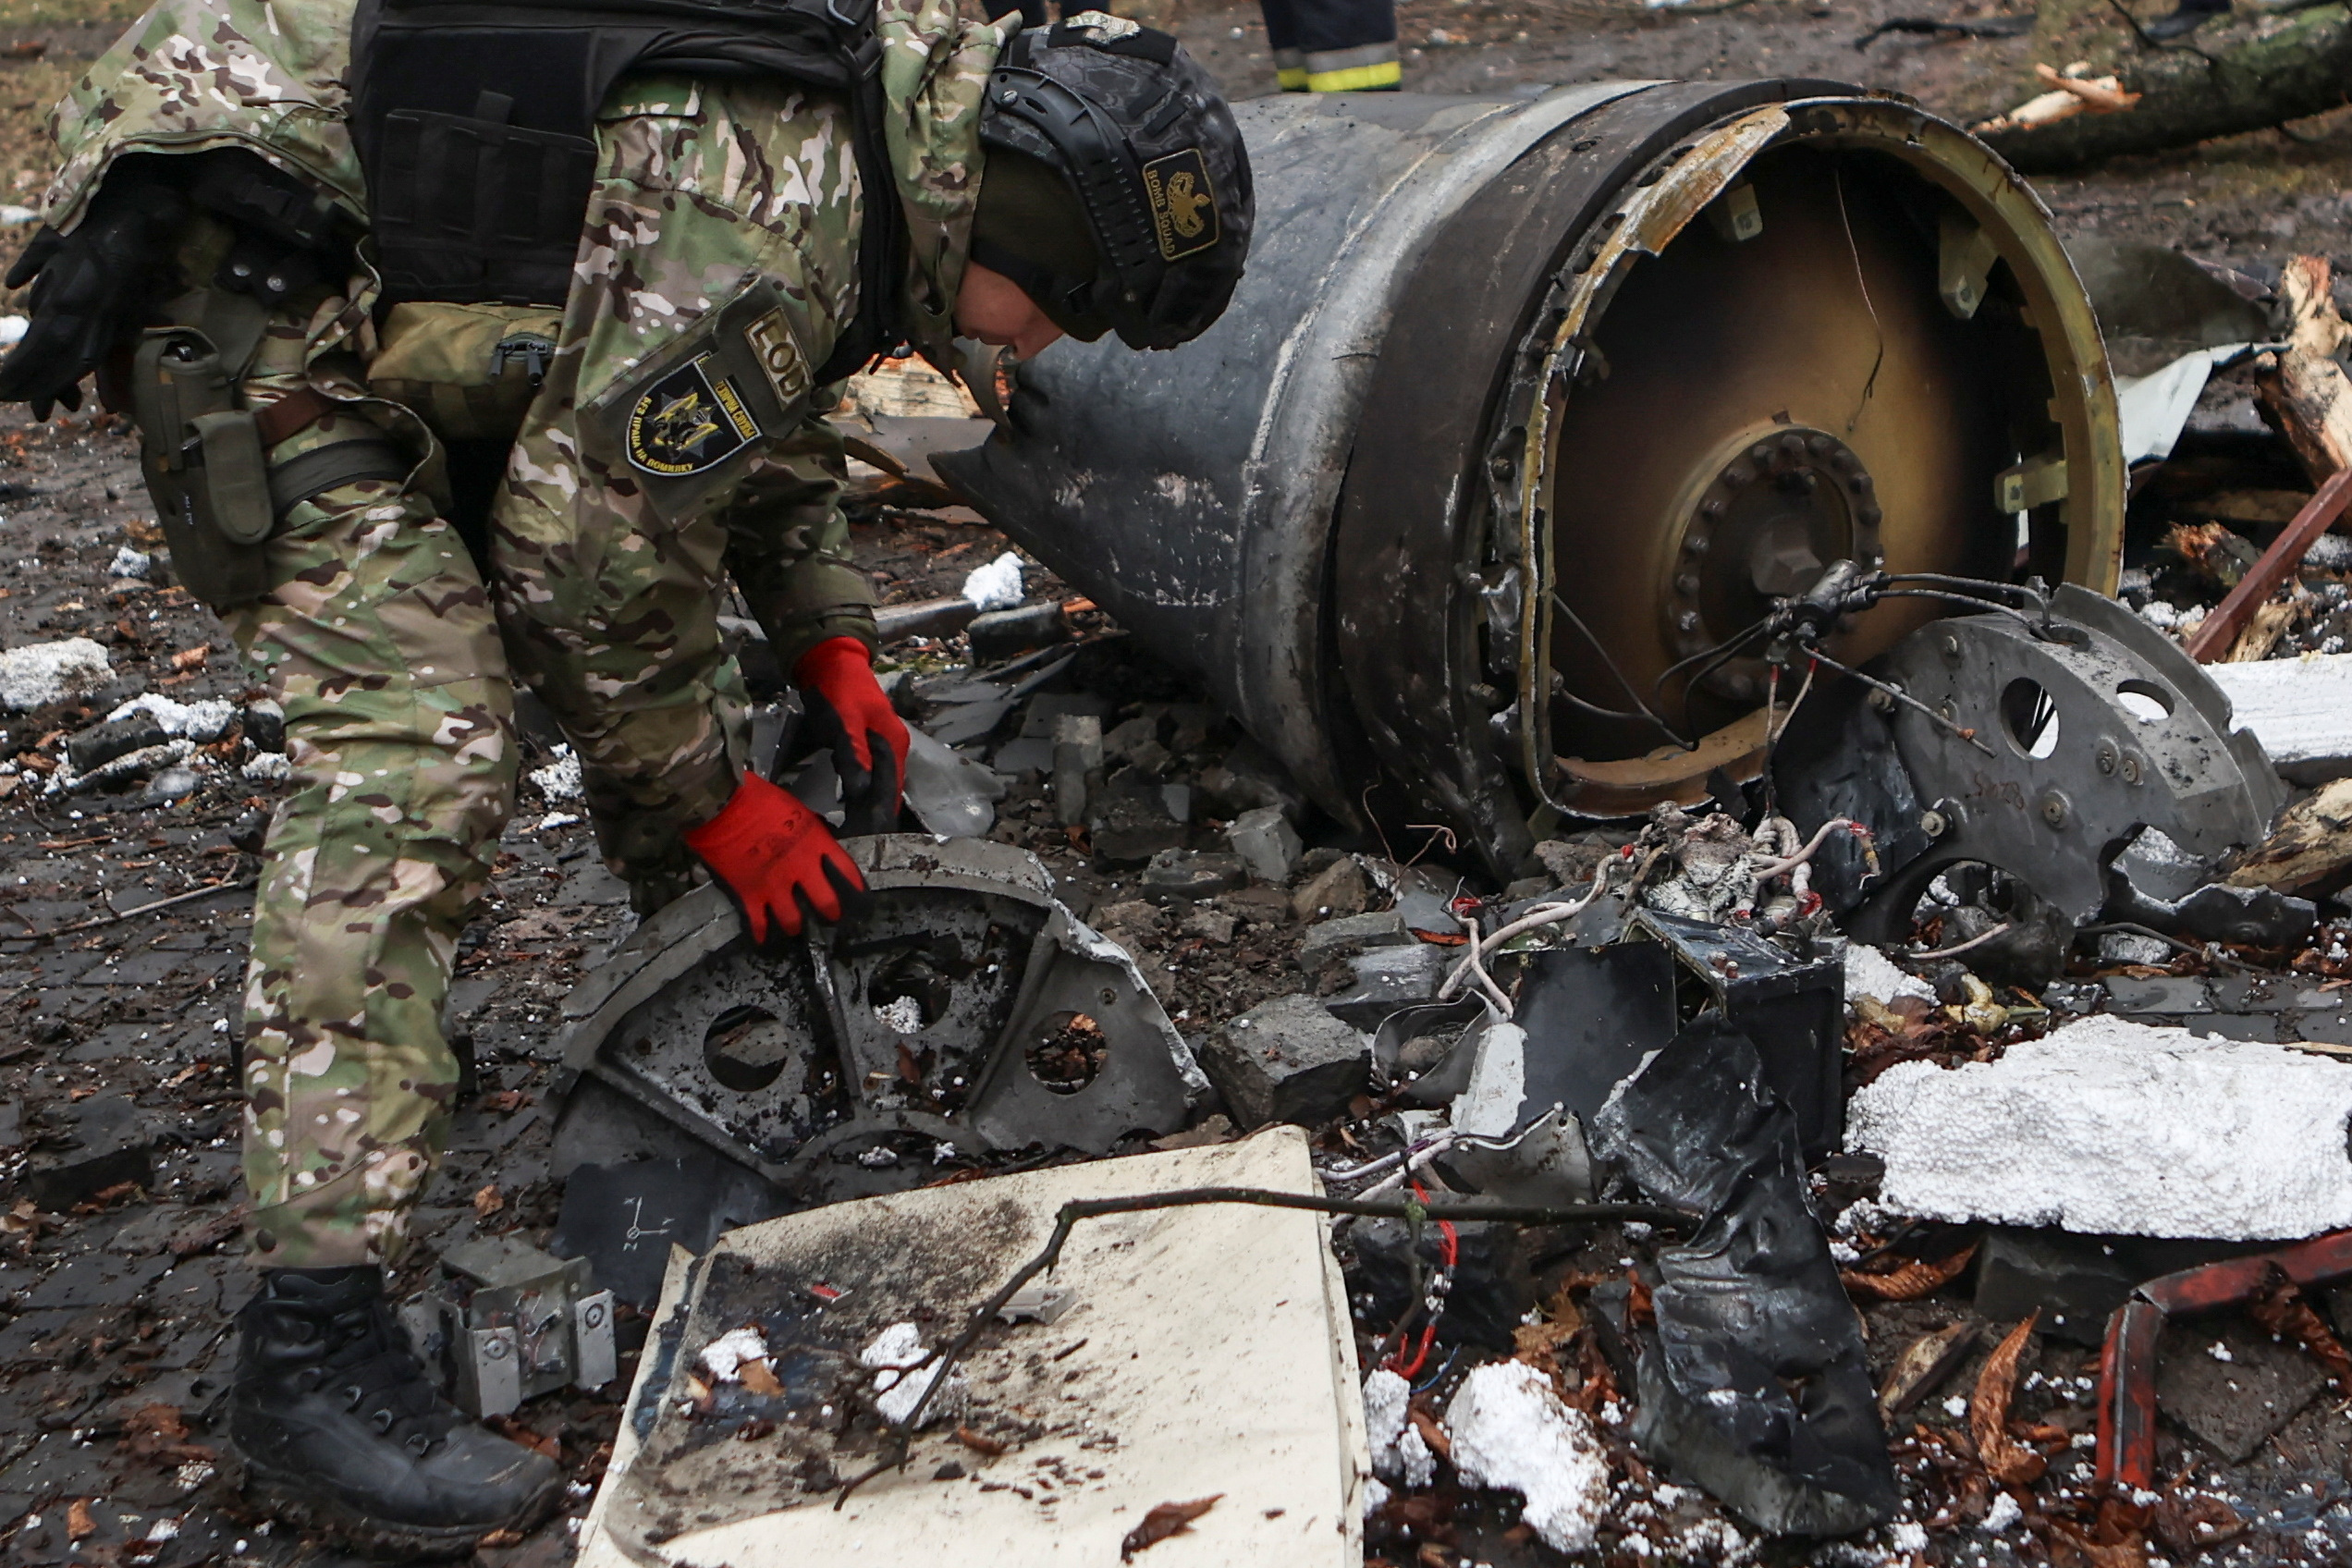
[308,1297,463,1455]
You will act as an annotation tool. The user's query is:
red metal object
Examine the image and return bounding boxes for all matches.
[2137,1228,2352,1314]
[2095,1299,2163,1492]
[2093,1228,2352,1493]
[2184,464,2352,662]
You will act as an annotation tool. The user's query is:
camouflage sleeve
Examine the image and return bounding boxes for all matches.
[876,0,1014,356]
[43,0,365,236]
[721,407,878,678]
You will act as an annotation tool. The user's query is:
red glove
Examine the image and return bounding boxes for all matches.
[794,635,909,837]
[684,772,866,944]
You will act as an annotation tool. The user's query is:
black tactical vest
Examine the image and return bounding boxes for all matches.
[349,0,908,383]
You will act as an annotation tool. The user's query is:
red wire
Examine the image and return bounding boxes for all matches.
[1384,1182,1459,1378]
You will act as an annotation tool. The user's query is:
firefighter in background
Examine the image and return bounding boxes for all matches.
[1260,0,1401,91]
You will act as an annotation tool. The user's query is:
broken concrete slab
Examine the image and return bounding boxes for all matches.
[1140,848,1247,902]
[1201,993,1372,1128]
[1848,1016,2352,1240]
[1325,943,1448,1031]
[1291,856,1369,922]
[19,1095,156,1211]
[1225,805,1301,885]
[966,600,1067,662]
[573,1126,1365,1568]
[1973,1229,2270,1346]
[2155,1318,2330,1463]
[1296,910,1412,972]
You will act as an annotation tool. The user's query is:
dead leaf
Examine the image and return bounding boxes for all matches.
[472,1183,504,1219]
[67,1500,93,1542]
[738,1357,785,1397]
[1626,1268,1656,1330]
[1970,1312,2046,1487]
[1879,1321,1978,1416]
[123,1404,187,1443]
[954,1424,1006,1456]
[487,1415,560,1460]
[476,1529,524,1549]
[1842,1244,1978,1302]
[2246,1264,2352,1385]
[1121,1495,1221,1561]
[2150,1490,2247,1554]
[5,39,45,57]
[170,644,211,671]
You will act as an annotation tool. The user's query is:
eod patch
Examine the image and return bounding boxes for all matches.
[624,355,763,477]
[1140,148,1219,263]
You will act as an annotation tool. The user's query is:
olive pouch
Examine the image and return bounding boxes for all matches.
[129,328,275,610]
[368,300,565,443]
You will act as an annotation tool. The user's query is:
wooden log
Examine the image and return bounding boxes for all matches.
[2257,255,2352,485]
[1982,5,2352,172]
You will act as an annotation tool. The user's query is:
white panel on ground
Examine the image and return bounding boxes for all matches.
[2206,652,2352,784]
[575,1125,1365,1568]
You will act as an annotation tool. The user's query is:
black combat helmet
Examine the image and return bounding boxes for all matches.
[971,11,1253,350]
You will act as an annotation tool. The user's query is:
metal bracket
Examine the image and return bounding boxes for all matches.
[1938,213,2001,320]
[1994,451,2069,512]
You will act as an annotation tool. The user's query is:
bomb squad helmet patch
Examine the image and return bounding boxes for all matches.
[1141,148,1218,262]
[626,356,762,476]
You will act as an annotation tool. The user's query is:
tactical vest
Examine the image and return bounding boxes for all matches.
[349,0,908,384]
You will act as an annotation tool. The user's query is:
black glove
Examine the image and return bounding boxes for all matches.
[0,164,190,420]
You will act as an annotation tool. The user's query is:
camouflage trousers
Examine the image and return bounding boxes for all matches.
[227,74,878,1267]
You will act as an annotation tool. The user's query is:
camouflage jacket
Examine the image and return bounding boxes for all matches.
[41,0,1009,369]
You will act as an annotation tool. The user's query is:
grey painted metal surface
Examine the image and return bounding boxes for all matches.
[940,84,1653,819]
[551,836,1207,1194]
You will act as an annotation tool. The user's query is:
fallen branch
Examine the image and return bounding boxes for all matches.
[832,1187,1699,1505]
[23,876,258,939]
[1981,4,2352,171]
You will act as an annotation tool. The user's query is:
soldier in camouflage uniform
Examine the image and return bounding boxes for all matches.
[0,0,1249,1550]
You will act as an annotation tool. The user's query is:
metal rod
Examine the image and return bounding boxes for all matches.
[2186,464,2352,662]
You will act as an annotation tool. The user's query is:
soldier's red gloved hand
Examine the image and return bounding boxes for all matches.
[794,636,909,838]
[684,772,867,944]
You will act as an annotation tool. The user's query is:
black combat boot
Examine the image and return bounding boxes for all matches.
[228,1267,564,1558]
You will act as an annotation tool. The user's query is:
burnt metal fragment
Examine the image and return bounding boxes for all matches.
[550,836,1208,1204]
[1776,587,2284,949]
[1591,1016,1898,1537]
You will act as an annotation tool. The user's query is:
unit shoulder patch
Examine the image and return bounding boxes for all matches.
[1141,148,1218,263]
[625,356,763,477]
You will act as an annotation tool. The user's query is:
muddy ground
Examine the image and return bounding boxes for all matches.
[0,4,2349,1568]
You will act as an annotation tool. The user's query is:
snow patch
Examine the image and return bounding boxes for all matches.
[107,546,151,580]
[697,1326,768,1383]
[1847,1016,2352,1240]
[1363,1369,1434,1487]
[1844,943,1935,1007]
[858,1321,965,1427]
[1983,1491,2023,1533]
[1443,1360,1611,1553]
[241,751,290,784]
[110,692,237,741]
[0,637,110,710]
[530,745,582,802]
[960,550,1025,611]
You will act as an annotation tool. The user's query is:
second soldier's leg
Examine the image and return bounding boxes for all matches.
[1286,0,1401,90]
[222,412,518,1268]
